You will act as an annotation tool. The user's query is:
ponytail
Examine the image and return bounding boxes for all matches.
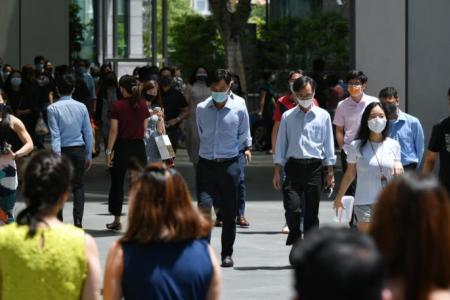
[119,75,142,109]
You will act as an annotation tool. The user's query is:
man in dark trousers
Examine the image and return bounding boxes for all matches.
[47,71,93,228]
[273,76,336,250]
[196,69,251,268]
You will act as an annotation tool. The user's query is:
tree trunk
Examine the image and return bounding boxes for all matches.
[209,0,251,94]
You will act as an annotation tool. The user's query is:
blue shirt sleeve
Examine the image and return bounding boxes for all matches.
[274,115,287,166]
[322,113,337,166]
[414,118,425,166]
[47,106,61,155]
[238,107,252,148]
[81,107,93,160]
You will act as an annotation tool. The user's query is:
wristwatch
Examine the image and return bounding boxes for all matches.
[176,116,181,122]
[105,149,113,156]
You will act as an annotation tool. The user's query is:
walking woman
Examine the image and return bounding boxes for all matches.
[0,151,101,299]
[103,163,220,300]
[105,75,150,230]
[333,102,403,232]
[142,80,166,163]
[371,173,450,300]
[0,91,33,224]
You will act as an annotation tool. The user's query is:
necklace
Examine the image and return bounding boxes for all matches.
[369,141,388,188]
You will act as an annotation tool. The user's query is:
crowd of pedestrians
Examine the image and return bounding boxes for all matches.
[0,55,449,299]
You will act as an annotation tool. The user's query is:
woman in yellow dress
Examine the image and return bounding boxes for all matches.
[0,151,101,300]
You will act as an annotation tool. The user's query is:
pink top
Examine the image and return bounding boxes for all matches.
[333,93,379,153]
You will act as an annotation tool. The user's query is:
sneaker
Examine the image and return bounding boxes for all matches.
[236,216,250,228]
[282,224,289,234]
[221,256,234,268]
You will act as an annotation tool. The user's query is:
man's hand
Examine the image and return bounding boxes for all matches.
[273,167,282,191]
[325,173,335,189]
[85,159,92,171]
[244,150,252,165]
[333,197,344,216]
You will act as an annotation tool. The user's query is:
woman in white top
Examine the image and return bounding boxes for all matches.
[334,102,403,232]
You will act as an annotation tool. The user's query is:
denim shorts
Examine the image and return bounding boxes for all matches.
[354,204,374,223]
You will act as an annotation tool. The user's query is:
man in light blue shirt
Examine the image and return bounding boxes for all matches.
[379,87,424,170]
[273,76,336,252]
[196,69,251,268]
[47,72,93,228]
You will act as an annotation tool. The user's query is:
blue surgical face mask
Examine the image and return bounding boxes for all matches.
[211,90,229,103]
[11,77,22,87]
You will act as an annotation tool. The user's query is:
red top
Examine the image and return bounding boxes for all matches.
[272,94,320,122]
[111,99,150,139]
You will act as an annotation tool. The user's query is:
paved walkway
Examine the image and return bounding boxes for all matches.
[15,149,342,300]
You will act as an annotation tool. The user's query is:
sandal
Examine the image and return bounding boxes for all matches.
[106,222,122,231]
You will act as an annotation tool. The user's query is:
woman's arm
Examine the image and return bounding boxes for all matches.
[103,241,124,300]
[333,163,357,213]
[206,245,221,300]
[82,234,101,300]
[11,115,33,157]
[106,119,118,167]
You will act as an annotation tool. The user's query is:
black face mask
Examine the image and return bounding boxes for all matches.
[196,75,208,82]
[144,94,156,102]
[160,77,172,87]
[383,103,398,117]
[0,103,6,112]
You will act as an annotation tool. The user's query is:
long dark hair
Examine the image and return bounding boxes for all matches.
[356,102,389,149]
[16,151,73,238]
[188,65,209,86]
[371,173,450,300]
[119,75,141,108]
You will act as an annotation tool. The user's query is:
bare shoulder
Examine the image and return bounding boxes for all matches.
[84,233,99,254]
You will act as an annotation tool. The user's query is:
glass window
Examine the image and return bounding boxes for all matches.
[195,0,207,12]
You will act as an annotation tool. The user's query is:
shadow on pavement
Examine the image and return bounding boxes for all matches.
[84,229,123,238]
[237,231,283,235]
[234,266,293,271]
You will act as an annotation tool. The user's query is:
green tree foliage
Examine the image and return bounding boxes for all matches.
[258,11,349,72]
[69,2,85,59]
[169,14,225,78]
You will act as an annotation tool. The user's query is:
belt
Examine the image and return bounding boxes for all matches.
[200,156,238,163]
[61,145,85,149]
[288,158,322,165]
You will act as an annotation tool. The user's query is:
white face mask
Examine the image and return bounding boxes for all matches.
[150,114,159,122]
[298,98,313,108]
[368,117,386,133]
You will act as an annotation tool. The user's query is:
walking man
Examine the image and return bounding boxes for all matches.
[196,69,251,267]
[273,76,336,248]
[47,72,93,228]
[379,87,424,170]
[423,88,450,194]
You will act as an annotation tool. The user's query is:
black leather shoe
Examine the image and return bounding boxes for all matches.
[106,222,122,231]
[221,256,234,268]
[74,219,83,228]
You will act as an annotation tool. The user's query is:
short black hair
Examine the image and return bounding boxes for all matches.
[448,87,450,96]
[292,76,316,93]
[288,70,304,81]
[292,227,384,300]
[346,70,368,84]
[378,87,398,99]
[34,55,45,64]
[56,73,76,95]
[210,69,232,85]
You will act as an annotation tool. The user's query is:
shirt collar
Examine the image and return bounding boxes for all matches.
[393,110,406,122]
[60,95,72,101]
[207,94,233,110]
[294,104,317,116]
